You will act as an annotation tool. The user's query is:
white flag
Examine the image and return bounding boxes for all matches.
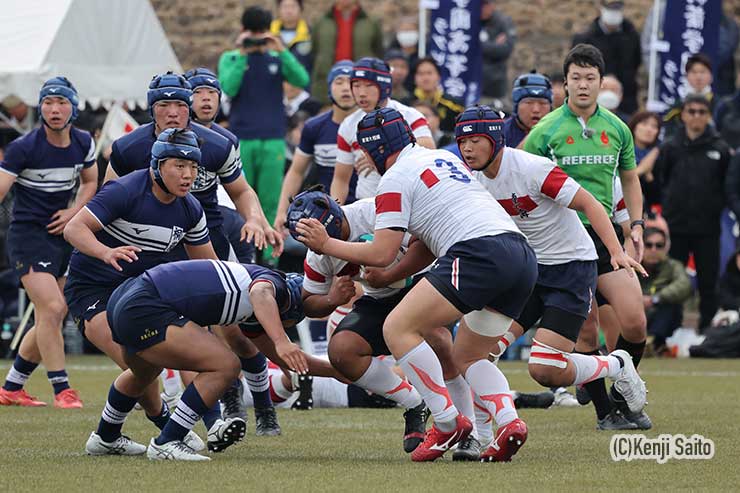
[94,104,139,159]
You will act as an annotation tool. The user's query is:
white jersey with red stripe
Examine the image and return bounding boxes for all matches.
[475,147,597,265]
[612,178,629,224]
[336,99,432,199]
[375,145,522,258]
[302,198,411,299]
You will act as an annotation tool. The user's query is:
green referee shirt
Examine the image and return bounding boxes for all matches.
[524,101,636,224]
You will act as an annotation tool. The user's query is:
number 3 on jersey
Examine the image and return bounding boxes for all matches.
[420,159,471,188]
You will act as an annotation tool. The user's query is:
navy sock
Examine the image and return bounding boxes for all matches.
[241,353,272,409]
[97,384,138,442]
[156,384,209,445]
[616,335,646,368]
[146,401,171,430]
[3,355,38,391]
[576,349,613,420]
[47,370,70,395]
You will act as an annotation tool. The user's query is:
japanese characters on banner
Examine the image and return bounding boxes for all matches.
[657,0,721,111]
[428,0,482,106]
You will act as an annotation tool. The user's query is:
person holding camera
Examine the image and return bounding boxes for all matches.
[219,6,310,264]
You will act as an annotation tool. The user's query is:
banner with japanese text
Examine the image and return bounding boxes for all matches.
[428,0,482,106]
[657,0,721,110]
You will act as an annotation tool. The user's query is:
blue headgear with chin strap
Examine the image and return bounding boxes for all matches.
[356,107,414,175]
[150,128,201,194]
[512,72,552,116]
[327,60,353,105]
[454,105,505,171]
[351,57,393,102]
[147,72,192,117]
[38,76,79,127]
[282,273,305,325]
[184,67,221,95]
[184,68,221,122]
[286,186,345,242]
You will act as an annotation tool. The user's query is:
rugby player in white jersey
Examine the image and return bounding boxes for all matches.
[455,106,648,442]
[296,107,537,462]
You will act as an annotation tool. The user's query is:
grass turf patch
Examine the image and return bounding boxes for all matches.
[1,356,738,492]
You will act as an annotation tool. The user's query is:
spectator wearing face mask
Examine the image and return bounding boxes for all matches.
[572,0,640,116]
[384,49,412,103]
[598,75,629,122]
[388,17,420,93]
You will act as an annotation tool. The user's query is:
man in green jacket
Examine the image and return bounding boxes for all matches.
[640,227,692,354]
[310,0,383,105]
[219,6,310,263]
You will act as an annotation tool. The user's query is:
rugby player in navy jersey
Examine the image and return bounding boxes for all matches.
[66,128,220,454]
[0,77,98,409]
[85,260,316,461]
[274,60,358,236]
[183,67,280,435]
[104,72,282,260]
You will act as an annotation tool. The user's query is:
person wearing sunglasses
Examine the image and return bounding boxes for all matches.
[639,227,692,356]
[655,93,732,331]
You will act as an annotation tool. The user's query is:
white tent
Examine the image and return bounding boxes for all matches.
[0,0,182,110]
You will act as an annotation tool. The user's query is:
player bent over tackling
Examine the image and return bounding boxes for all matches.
[85,260,305,461]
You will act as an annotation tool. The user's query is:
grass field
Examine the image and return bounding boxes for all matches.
[1,355,739,492]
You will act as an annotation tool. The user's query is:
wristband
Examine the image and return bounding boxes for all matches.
[630,219,645,229]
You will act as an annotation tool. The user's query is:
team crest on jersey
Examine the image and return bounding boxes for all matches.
[566,136,575,145]
[601,131,609,145]
[192,165,215,192]
[511,193,530,218]
[268,64,279,74]
[166,226,185,251]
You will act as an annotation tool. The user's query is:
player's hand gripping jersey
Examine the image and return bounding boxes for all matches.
[302,199,413,299]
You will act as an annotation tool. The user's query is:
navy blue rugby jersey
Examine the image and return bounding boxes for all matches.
[0,127,95,225]
[109,122,241,228]
[68,169,209,286]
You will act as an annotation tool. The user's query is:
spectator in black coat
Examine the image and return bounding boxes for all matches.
[572,0,640,116]
[656,94,732,330]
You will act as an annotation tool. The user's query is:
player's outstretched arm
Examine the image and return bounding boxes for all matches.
[568,188,646,277]
[329,162,353,205]
[296,219,403,267]
[249,282,308,374]
[363,237,436,288]
[184,242,218,260]
[63,208,140,272]
[619,167,645,262]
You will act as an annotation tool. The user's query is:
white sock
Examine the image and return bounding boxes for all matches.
[569,353,622,385]
[464,359,518,426]
[355,357,422,409]
[491,331,516,359]
[445,375,476,438]
[398,341,458,428]
[270,373,294,402]
[160,369,183,396]
[473,393,494,446]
